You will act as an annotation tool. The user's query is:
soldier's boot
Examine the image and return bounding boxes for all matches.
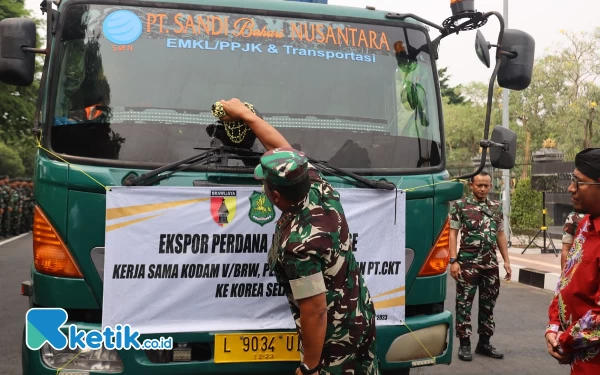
[475,335,504,359]
[458,338,472,361]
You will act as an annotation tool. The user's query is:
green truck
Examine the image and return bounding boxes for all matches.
[0,0,533,373]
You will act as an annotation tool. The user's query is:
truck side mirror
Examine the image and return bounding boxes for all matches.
[0,18,37,86]
[475,30,491,68]
[489,125,517,169]
[497,29,535,91]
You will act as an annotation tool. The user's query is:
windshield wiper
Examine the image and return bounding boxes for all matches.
[123,146,395,190]
[123,146,259,186]
[306,158,396,190]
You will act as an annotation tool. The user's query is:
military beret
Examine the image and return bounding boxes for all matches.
[254,147,309,187]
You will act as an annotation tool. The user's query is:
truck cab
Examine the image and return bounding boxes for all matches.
[0,0,533,374]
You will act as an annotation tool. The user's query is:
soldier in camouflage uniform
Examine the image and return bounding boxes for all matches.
[24,179,34,232]
[219,98,378,375]
[448,171,512,362]
[29,180,35,230]
[9,178,22,236]
[0,176,6,237]
[561,211,585,271]
[2,176,12,237]
[17,178,30,234]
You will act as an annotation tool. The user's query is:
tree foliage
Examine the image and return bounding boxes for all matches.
[438,67,466,105]
[510,178,545,236]
[0,142,25,177]
[444,27,600,172]
[0,0,43,177]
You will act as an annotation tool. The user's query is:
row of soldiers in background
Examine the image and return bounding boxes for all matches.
[0,175,34,238]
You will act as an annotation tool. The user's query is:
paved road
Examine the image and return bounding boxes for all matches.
[0,234,31,375]
[414,274,565,375]
[0,234,568,375]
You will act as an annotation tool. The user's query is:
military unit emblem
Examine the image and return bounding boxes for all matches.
[210,191,237,227]
[248,191,275,226]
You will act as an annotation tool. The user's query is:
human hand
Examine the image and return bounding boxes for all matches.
[450,263,461,281]
[546,332,570,364]
[219,98,256,122]
[504,263,512,281]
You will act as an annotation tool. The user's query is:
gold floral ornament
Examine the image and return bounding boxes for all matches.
[211,101,256,144]
[542,138,557,148]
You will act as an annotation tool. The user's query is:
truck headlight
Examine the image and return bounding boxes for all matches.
[41,344,124,372]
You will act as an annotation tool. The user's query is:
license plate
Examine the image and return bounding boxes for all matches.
[214,332,301,363]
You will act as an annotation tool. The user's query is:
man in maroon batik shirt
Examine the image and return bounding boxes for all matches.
[546,148,600,375]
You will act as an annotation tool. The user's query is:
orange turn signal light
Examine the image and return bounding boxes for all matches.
[418,218,450,277]
[33,206,83,278]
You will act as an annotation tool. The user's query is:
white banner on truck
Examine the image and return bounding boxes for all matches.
[102,186,405,334]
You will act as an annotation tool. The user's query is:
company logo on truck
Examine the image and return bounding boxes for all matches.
[102,10,142,45]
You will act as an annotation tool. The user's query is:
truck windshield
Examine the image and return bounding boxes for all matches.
[50,4,442,171]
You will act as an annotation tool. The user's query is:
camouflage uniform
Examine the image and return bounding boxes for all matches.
[562,211,585,245]
[9,180,22,236]
[2,177,12,237]
[256,148,379,375]
[449,196,504,340]
[17,180,27,233]
[25,180,35,232]
[0,176,6,237]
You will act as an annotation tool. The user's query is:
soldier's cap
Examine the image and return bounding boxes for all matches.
[254,147,309,187]
[575,148,600,181]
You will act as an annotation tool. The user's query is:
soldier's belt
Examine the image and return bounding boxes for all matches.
[459,247,481,253]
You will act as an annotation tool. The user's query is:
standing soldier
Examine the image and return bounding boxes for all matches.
[18,179,28,234]
[0,176,6,237]
[448,171,512,362]
[9,178,22,236]
[17,178,25,233]
[561,211,585,271]
[29,179,35,230]
[21,178,33,232]
[2,176,12,238]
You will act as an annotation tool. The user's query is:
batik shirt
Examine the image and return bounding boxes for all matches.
[547,215,600,374]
